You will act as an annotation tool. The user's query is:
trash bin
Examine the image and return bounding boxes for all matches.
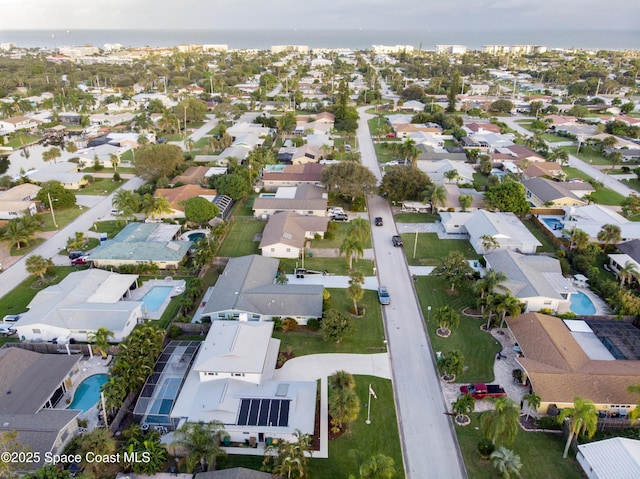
[308,251,313,257]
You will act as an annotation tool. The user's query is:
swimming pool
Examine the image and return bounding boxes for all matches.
[188,232,206,242]
[68,374,108,412]
[142,286,174,312]
[570,292,596,316]
[543,218,564,231]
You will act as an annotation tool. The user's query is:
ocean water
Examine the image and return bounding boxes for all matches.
[1,29,638,51]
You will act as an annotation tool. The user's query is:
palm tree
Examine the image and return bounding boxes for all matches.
[558,397,598,458]
[184,137,195,155]
[399,137,420,168]
[437,350,465,381]
[472,269,508,314]
[87,327,114,358]
[523,391,541,421]
[2,218,36,251]
[265,429,311,479]
[581,192,597,205]
[597,223,622,251]
[359,454,396,479]
[25,255,51,281]
[422,184,447,214]
[79,428,117,477]
[617,260,640,287]
[452,394,475,424]
[628,385,640,424]
[444,169,460,184]
[348,269,365,315]
[348,217,370,244]
[328,370,356,391]
[480,234,500,252]
[109,153,120,171]
[340,236,363,269]
[480,397,520,446]
[172,421,227,473]
[494,294,524,329]
[141,194,172,220]
[329,387,360,429]
[112,189,142,223]
[548,148,569,167]
[563,227,590,252]
[490,447,523,479]
[432,305,460,336]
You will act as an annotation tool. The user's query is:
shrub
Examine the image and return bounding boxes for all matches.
[477,438,495,458]
[168,325,182,339]
[535,416,562,430]
[272,316,282,331]
[281,317,299,332]
[113,172,121,182]
[307,318,320,331]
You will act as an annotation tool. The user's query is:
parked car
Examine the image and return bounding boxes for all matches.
[327,207,345,216]
[68,251,85,260]
[2,314,21,322]
[330,213,349,222]
[392,235,403,247]
[0,324,16,337]
[374,217,383,226]
[378,286,390,305]
[386,133,396,138]
[71,256,90,266]
[459,383,506,400]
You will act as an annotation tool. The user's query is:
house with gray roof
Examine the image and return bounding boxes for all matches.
[26,161,88,190]
[0,348,82,469]
[416,159,475,185]
[0,183,41,219]
[563,205,640,244]
[485,249,575,313]
[12,269,143,344]
[201,255,323,324]
[523,177,594,207]
[252,184,328,219]
[90,222,191,269]
[260,211,328,259]
[196,469,274,479]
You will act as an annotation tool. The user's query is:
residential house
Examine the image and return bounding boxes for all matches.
[485,250,575,313]
[0,348,82,470]
[154,185,217,219]
[399,100,425,113]
[440,210,541,254]
[394,122,443,139]
[467,84,490,95]
[523,177,594,207]
[195,469,274,479]
[252,184,328,219]
[200,255,323,324]
[617,239,640,263]
[77,143,127,169]
[462,122,501,135]
[259,211,329,259]
[171,321,317,446]
[442,184,486,211]
[506,313,640,415]
[88,112,135,127]
[89,223,192,269]
[607,253,640,283]
[543,115,578,128]
[564,205,640,244]
[577,438,640,479]
[515,161,564,180]
[170,166,215,186]
[416,159,475,185]
[0,183,41,219]
[0,115,40,134]
[12,269,144,343]
[26,162,88,190]
[261,163,324,192]
[290,144,321,165]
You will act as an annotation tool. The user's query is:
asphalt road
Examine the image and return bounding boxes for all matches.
[0,176,145,301]
[357,107,467,479]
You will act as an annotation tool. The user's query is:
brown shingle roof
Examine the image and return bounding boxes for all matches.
[155,185,216,211]
[259,211,328,249]
[170,166,211,185]
[506,313,640,406]
[262,163,324,183]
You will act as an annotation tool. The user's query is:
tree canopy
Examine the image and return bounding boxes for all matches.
[484,181,530,216]
[184,197,220,225]
[213,173,251,200]
[379,166,431,202]
[322,161,377,202]
[35,180,77,207]
[133,144,184,180]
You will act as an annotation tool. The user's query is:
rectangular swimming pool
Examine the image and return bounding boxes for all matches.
[142,286,174,312]
[542,218,564,231]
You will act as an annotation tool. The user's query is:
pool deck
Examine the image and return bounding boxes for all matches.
[538,214,565,238]
[127,278,186,320]
[574,285,611,316]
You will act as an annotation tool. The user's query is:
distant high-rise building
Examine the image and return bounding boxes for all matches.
[271,45,310,54]
[435,45,468,55]
[482,45,510,55]
[372,44,415,54]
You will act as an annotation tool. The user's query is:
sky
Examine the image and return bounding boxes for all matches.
[0,0,639,31]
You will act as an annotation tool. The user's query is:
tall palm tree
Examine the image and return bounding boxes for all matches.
[329,387,360,429]
[112,189,142,223]
[480,234,500,252]
[172,421,227,473]
[437,350,465,381]
[422,184,447,214]
[359,454,396,479]
[444,169,460,184]
[142,194,172,220]
[563,227,590,252]
[472,269,508,314]
[348,269,365,315]
[340,236,363,269]
[109,153,120,171]
[87,327,114,358]
[184,137,195,155]
[523,391,541,421]
[348,217,370,244]
[597,223,622,251]
[490,447,523,479]
[617,260,640,287]
[558,397,598,458]
[399,137,420,168]
[494,294,524,329]
[480,397,520,446]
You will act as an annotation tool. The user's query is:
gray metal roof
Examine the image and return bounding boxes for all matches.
[196,468,274,479]
[522,177,593,202]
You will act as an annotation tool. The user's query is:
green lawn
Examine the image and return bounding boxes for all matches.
[522,219,558,254]
[623,178,640,194]
[93,220,127,239]
[216,220,265,257]
[78,178,122,196]
[10,237,45,256]
[591,185,627,206]
[5,134,40,148]
[473,172,492,190]
[374,143,397,163]
[404,233,480,267]
[563,166,593,182]
[415,275,501,382]
[274,289,385,356]
[0,266,87,319]
[230,193,258,217]
[40,206,85,231]
[560,145,610,166]
[394,213,439,223]
[309,222,372,249]
[279,257,375,276]
[456,413,583,479]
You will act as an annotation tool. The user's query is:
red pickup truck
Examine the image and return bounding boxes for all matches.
[459,383,506,400]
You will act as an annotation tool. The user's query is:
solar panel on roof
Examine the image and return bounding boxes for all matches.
[238,399,291,427]
[258,400,270,426]
[238,399,250,426]
[279,400,290,426]
[248,399,260,425]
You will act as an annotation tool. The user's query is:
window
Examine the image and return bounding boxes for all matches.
[286,248,291,252]
[271,248,275,252]
[233,373,245,377]
[32,328,41,334]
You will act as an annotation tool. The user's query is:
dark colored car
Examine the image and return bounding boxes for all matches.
[374,217,383,226]
[392,235,403,247]
[68,251,85,260]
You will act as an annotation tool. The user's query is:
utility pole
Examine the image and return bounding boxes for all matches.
[48,192,58,229]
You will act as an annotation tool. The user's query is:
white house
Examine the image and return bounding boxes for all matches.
[0,183,41,219]
[485,250,575,313]
[12,269,144,344]
[252,184,328,219]
[200,255,323,324]
[171,321,316,446]
[416,159,475,185]
[0,115,40,134]
[440,210,541,254]
[564,205,640,244]
[259,211,328,259]
[577,437,640,479]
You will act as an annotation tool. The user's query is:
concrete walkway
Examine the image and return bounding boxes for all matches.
[285,274,379,290]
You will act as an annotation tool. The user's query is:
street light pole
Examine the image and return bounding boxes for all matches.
[427,306,431,323]
[47,192,58,229]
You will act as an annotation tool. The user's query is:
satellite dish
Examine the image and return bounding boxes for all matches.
[254,187,260,193]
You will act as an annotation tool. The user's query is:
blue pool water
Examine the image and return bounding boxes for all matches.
[543,218,564,231]
[68,374,108,412]
[188,232,206,242]
[570,292,596,315]
[142,286,173,312]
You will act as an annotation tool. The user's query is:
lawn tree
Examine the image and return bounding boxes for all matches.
[432,305,460,336]
[399,137,421,168]
[484,180,530,216]
[263,430,311,479]
[320,309,356,344]
[329,385,360,430]
[422,184,447,214]
[490,447,523,479]
[523,391,541,421]
[379,166,431,202]
[452,394,475,423]
[358,454,396,479]
[133,144,184,180]
[433,250,474,292]
[490,100,515,114]
[66,231,86,251]
[446,70,460,113]
[458,194,473,212]
[87,326,114,359]
[494,294,524,329]
[480,397,520,446]
[141,194,172,220]
[558,397,598,458]
[437,350,465,381]
[347,269,365,315]
[25,255,52,281]
[2,217,38,251]
[174,97,208,123]
[35,180,77,207]
[184,197,220,226]
[277,111,297,140]
[322,161,377,203]
[112,189,142,223]
[172,421,227,473]
[213,173,251,200]
[328,370,356,391]
[340,235,364,269]
[348,218,370,244]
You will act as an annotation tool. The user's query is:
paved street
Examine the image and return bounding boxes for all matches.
[357,107,467,478]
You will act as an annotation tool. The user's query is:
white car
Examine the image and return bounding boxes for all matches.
[2,314,21,322]
[0,324,16,337]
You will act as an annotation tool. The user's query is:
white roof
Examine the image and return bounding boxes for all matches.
[578,438,640,479]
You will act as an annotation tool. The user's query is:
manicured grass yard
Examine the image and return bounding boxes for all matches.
[522,219,558,254]
[374,143,397,163]
[414,275,501,383]
[560,145,610,166]
[230,193,258,217]
[216,219,265,257]
[404,233,480,266]
[40,206,85,231]
[623,178,640,194]
[93,220,127,239]
[78,178,123,195]
[394,213,438,223]
[563,166,593,182]
[310,222,372,249]
[591,185,627,206]
[279,257,375,276]
[274,289,385,356]
[456,413,583,479]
